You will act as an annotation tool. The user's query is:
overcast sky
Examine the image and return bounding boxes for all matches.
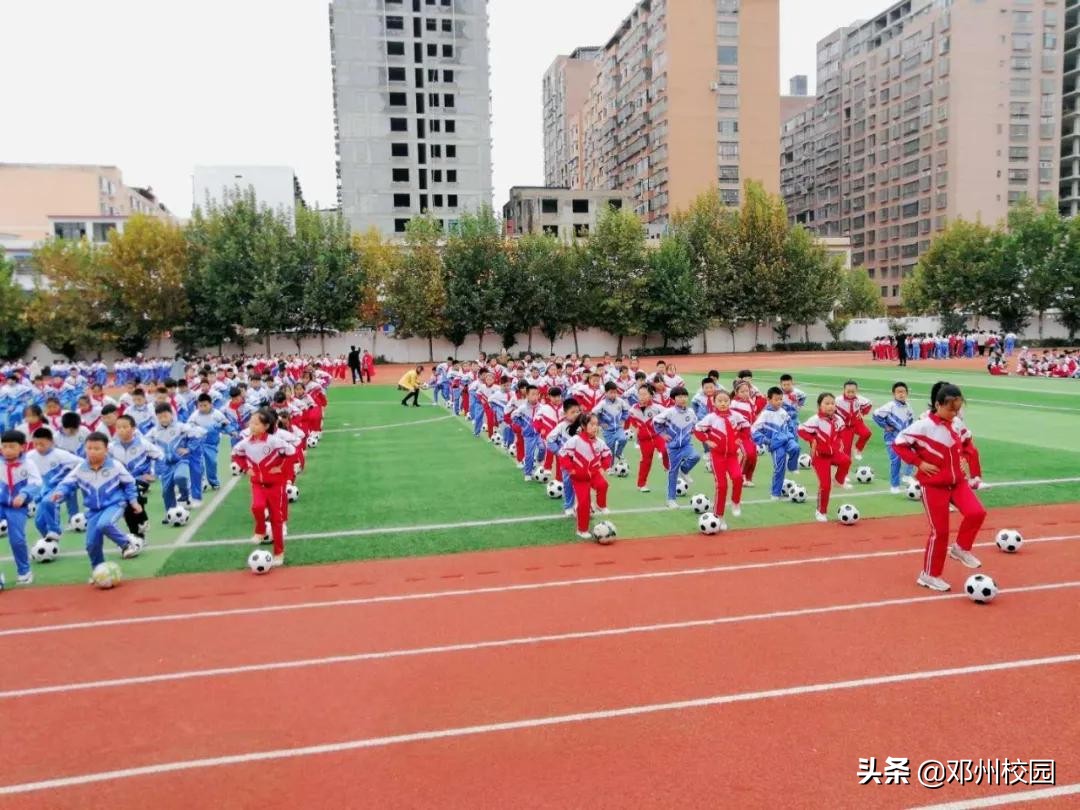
[1,0,873,218]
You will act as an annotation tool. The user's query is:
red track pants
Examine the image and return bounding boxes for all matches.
[740,436,758,483]
[571,472,608,533]
[483,405,495,438]
[709,452,743,516]
[811,453,851,516]
[636,436,669,488]
[841,422,872,457]
[251,481,286,555]
[919,480,987,577]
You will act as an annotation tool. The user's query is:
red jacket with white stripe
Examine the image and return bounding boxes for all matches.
[798,412,847,458]
[557,434,612,479]
[626,403,663,442]
[835,393,873,428]
[693,411,750,457]
[892,414,982,488]
[231,433,297,485]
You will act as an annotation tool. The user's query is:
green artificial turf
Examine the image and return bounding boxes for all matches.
[4,366,1078,586]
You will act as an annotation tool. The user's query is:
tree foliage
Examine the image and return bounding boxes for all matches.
[588,206,648,355]
[641,235,708,347]
[0,257,34,360]
[385,215,446,360]
[26,238,110,358]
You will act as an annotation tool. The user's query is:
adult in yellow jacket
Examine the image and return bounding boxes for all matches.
[398,365,424,407]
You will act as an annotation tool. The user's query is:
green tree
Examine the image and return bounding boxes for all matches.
[531,239,579,354]
[442,207,505,352]
[730,181,790,346]
[641,235,708,348]
[386,215,446,360]
[671,190,737,352]
[26,238,110,358]
[1055,215,1080,339]
[838,267,886,318]
[903,218,993,318]
[0,257,34,360]
[564,241,601,355]
[778,225,844,343]
[292,207,363,353]
[588,206,648,355]
[498,234,550,352]
[353,228,400,358]
[1000,199,1065,336]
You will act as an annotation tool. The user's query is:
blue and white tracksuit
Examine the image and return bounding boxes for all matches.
[145,421,207,510]
[511,401,541,477]
[592,397,630,460]
[546,421,576,510]
[489,389,514,447]
[52,458,138,568]
[653,406,700,500]
[872,399,915,487]
[448,370,465,415]
[26,447,81,540]
[124,402,157,434]
[433,363,450,405]
[54,426,90,520]
[0,457,44,576]
[471,382,490,437]
[187,408,235,488]
[751,406,801,498]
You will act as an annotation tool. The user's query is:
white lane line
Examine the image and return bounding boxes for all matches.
[321,415,454,434]
[909,784,1080,809]
[3,580,1076,701]
[1,534,1077,639]
[1,653,1076,796]
[175,476,241,546]
[9,473,1079,563]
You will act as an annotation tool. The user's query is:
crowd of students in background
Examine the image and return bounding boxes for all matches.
[871,331,1018,362]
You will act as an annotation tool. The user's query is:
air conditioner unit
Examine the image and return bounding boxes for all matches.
[709,82,719,91]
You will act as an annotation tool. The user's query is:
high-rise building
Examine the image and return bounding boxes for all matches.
[781,0,1065,305]
[544,0,780,226]
[542,47,602,190]
[1062,0,1079,216]
[789,74,809,96]
[329,0,493,237]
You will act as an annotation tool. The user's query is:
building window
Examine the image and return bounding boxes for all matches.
[394,218,409,233]
[390,117,408,132]
[717,46,738,66]
[441,18,452,32]
[445,119,456,133]
[572,199,589,214]
[430,119,441,132]
[391,143,409,157]
[389,92,407,106]
[442,44,453,58]
[392,168,410,182]
[717,166,739,182]
[386,16,404,30]
[91,222,116,242]
[393,193,410,208]
[433,194,444,207]
[431,144,442,157]
[446,145,457,158]
[432,170,442,182]
[448,194,458,207]
[389,67,406,82]
[443,70,454,82]
[720,189,740,205]
[427,43,437,56]
[387,41,405,56]
[541,198,558,214]
[444,93,455,107]
[574,223,590,237]
[542,225,559,236]
[447,170,457,183]
[717,94,738,109]
[426,18,436,31]
[1009,168,1030,184]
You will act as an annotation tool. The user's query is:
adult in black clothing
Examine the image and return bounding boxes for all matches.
[347,345,362,384]
[896,333,908,367]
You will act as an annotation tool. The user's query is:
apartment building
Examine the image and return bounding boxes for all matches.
[543,47,602,190]
[1063,0,1079,216]
[782,0,1065,305]
[545,0,779,227]
[501,186,632,241]
[330,0,493,237]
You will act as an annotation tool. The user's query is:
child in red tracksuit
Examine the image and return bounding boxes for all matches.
[835,380,873,462]
[231,410,297,566]
[730,381,759,487]
[797,393,853,523]
[558,413,613,540]
[693,389,749,529]
[893,383,986,593]
[627,383,668,492]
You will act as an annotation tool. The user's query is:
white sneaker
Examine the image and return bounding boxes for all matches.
[517,462,525,469]
[814,512,828,523]
[770,495,781,501]
[666,500,679,509]
[563,507,575,517]
[743,480,755,488]
[842,482,853,490]
[731,504,741,517]
[638,486,650,493]
[16,572,33,585]
[271,554,285,567]
[890,486,901,494]
[45,531,61,542]
[854,452,863,461]
[901,475,914,485]
[282,523,288,539]
[949,545,982,569]
[524,475,532,483]
[704,459,713,473]
[683,475,693,485]
[121,543,139,559]
[717,519,728,531]
[250,534,264,545]
[576,531,592,540]
[600,507,611,515]
[916,572,951,592]
[188,500,203,509]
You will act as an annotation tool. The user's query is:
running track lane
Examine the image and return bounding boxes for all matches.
[2,583,1077,799]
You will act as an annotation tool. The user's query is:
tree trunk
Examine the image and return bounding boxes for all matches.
[427,335,434,362]
[320,333,326,354]
[526,328,533,352]
[572,326,579,355]
[549,337,555,354]
[371,329,378,360]
[753,322,760,346]
[616,334,624,356]
[804,324,810,343]
[701,329,708,354]
[265,335,272,355]
[477,331,484,354]
[1038,311,1044,339]
[728,328,737,352]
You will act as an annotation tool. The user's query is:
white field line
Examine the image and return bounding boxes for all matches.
[321,415,454,434]
[2,580,1076,701]
[909,784,1080,809]
[1,653,1077,796]
[2,533,1077,639]
[174,476,242,546]
[5,473,1077,564]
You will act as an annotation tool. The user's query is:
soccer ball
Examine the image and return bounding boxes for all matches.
[690,493,712,514]
[906,481,923,501]
[506,442,517,457]
[591,520,617,545]
[26,500,36,517]
[247,549,274,575]
[837,503,860,525]
[995,529,1023,553]
[626,428,637,442]
[306,435,318,448]
[31,538,60,563]
[965,573,998,604]
[756,444,767,457]
[230,461,243,477]
[492,433,504,448]
[69,513,88,532]
[789,485,807,504]
[781,479,796,497]
[0,519,7,537]
[612,460,629,478]
[698,512,723,535]
[285,483,300,503]
[855,466,875,484]
[798,453,811,470]
[91,561,122,589]
[675,478,689,497]
[534,468,553,484]
[166,506,190,527]
[546,480,564,499]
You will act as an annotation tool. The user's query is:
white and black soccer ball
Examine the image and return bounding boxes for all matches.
[546,480,564,499]
[26,500,37,518]
[534,468,553,484]
[506,442,517,457]
[782,479,796,497]
[492,433,504,448]
[230,461,243,477]
[855,466,874,484]
[906,481,923,501]
[91,561,122,589]
[837,503,860,525]
[306,434,318,448]
[626,428,637,443]
[166,506,190,527]
[612,460,629,478]
[756,444,767,457]
[31,538,60,563]
[69,513,88,532]
[675,478,689,497]
[0,519,7,537]
[789,485,807,504]
[698,512,723,535]
[285,483,300,503]
[798,453,811,470]
[965,573,998,604]
[995,529,1023,553]
[247,549,274,575]
[591,520,617,545]
[690,493,712,515]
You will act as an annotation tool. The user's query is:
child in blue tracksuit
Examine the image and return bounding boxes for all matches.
[751,387,801,499]
[872,381,916,493]
[1,430,44,585]
[187,394,236,490]
[488,378,514,447]
[652,386,700,507]
[109,415,164,538]
[511,384,542,481]
[546,397,582,514]
[51,431,140,572]
[26,427,81,544]
[592,382,630,461]
[145,403,206,516]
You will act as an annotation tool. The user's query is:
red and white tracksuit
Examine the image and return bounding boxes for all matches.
[558,433,612,533]
[836,393,873,456]
[729,397,759,483]
[231,433,297,555]
[627,403,668,488]
[693,410,749,517]
[893,415,986,577]
[304,383,327,433]
[533,403,560,471]
[797,411,852,516]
